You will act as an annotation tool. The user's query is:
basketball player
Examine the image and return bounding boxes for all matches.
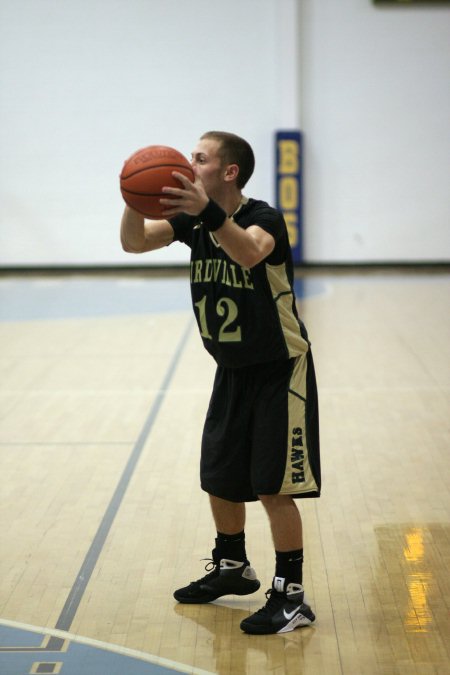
[120,131,321,634]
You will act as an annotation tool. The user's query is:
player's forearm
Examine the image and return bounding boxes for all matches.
[120,206,147,253]
[121,206,175,253]
[212,220,268,268]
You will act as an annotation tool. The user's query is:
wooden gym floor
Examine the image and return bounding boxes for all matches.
[0,267,449,675]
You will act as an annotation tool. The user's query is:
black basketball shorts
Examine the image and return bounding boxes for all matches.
[200,349,321,503]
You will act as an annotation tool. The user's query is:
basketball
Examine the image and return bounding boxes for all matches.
[120,145,194,219]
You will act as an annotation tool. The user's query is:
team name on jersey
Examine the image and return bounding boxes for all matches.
[190,258,254,290]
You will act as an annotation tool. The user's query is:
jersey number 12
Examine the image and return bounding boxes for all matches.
[194,295,242,342]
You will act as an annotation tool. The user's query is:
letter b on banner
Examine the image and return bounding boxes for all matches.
[275,131,302,263]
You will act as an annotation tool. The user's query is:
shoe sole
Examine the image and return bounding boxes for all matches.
[240,610,315,634]
[174,580,261,604]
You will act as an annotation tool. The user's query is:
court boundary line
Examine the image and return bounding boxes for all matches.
[0,618,214,675]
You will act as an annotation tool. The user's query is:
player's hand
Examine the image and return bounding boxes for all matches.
[160,173,209,217]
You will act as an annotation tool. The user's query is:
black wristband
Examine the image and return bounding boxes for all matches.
[198,199,227,232]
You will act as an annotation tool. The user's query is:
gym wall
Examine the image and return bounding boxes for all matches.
[0,0,448,266]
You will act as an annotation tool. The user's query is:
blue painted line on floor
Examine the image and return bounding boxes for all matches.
[0,620,215,675]
[0,278,192,321]
[54,317,194,632]
[0,619,213,675]
[0,623,190,675]
[0,276,326,322]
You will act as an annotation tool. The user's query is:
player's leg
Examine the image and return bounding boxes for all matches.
[173,367,260,604]
[240,353,319,634]
[240,493,314,634]
[173,494,260,604]
[259,493,303,553]
[208,494,245,535]
[209,495,248,564]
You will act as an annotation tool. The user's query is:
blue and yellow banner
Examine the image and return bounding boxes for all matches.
[275,130,303,263]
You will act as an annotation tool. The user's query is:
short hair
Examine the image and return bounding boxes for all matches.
[201,131,255,189]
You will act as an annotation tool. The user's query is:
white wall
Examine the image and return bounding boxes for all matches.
[0,0,449,266]
[0,0,297,266]
[301,0,450,262]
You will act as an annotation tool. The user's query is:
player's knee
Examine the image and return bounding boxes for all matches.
[258,493,294,509]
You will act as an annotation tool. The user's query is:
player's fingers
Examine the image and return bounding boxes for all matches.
[172,171,193,186]
[161,186,184,196]
[159,197,183,206]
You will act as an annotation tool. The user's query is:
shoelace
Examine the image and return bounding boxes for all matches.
[254,589,287,616]
[188,558,219,586]
[202,558,217,572]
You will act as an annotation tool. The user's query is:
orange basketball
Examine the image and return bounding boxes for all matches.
[120,145,194,219]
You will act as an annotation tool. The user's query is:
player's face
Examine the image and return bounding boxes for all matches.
[191,139,226,198]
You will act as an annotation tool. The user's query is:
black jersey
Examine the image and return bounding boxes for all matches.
[170,197,308,368]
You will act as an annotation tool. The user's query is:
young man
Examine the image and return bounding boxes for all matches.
[120,131,321,635]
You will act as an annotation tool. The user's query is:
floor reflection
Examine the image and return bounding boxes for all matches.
[173,601,316,675]
[375,524,448,636]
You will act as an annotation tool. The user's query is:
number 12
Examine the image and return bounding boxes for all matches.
[194,295,242,343]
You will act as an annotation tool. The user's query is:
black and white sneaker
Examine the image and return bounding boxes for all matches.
[174,557,260,604]
[240,576,315,634]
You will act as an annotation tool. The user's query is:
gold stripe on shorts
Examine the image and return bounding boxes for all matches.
[280,354,319,495]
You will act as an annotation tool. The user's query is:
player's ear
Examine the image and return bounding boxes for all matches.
[224,163,239,183]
